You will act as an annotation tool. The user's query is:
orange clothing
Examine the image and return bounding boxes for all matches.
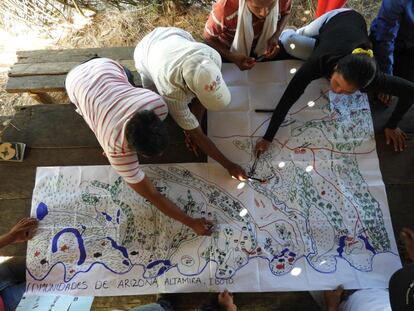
[204,0,292,48]
[315,0,347,18]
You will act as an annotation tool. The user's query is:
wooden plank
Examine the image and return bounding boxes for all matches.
[2,105,204,156]
[2,105,99,147]
[6,67,141,93]
[17,47,134,64]
[376,133,414,184]
[6,75,66,93]
[9,60,136,77]
[0,166,36,199]
[386,184,414,246]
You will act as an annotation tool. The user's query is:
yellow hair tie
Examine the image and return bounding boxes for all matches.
[352,48,374,58]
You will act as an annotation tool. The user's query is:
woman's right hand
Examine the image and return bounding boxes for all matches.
[255,138,271,157]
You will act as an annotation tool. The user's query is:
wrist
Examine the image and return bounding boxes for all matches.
[181,216,195,228]
[222,160,235,171]
[226,52,239,63]
[0,232,15,246]
[226,305,237,311]
[272,32,280,42]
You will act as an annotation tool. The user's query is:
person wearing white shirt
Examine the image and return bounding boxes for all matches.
[134,27,247,181]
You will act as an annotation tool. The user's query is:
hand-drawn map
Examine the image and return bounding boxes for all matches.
[27,62,401,296]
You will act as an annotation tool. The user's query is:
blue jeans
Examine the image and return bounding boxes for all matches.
[0,257,26,311]
[280,8,351,60]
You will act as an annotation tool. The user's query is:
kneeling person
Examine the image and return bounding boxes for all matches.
[66,57,212,236]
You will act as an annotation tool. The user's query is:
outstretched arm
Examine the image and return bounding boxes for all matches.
[0,217,38,248]
[256,60,321,155]
[128,177,213,236]
[375,74,414,129]
[365,73,414,151]
[185,126,247,180]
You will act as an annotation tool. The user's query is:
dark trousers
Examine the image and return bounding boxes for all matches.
[391,46,414,126]
[0,257,26,311]
[394,46,414,84]
[370,37,414,127]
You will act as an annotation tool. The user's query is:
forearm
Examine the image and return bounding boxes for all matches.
[0,233,13,249]
[263,62,318,141]
[386,98,413,129]
[128,179,194,228]
[368,73,414,128]
[146,194,194,228]
[190,98,206,124]
[273,14,290,40]
[187,128,233,169]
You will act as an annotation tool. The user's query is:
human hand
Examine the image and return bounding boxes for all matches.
[377,93,392,106]
[400,228,414,262]
[254,138,271,157]
[6,217,38,244]
[264,36,281,59]
[184,131,199,157]
[226,163,247,181]
[384,127,407,152]
[189,218,214,236]
[218,290,237,311]
[232,53,256,71]
[324,286,344,311]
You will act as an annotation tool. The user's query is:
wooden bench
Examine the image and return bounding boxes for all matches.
[5,47,140,104]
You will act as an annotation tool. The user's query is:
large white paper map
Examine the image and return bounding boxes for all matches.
[26,62,401,296]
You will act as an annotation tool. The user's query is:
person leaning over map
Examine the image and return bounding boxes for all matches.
[134,27,247,181]
[65,57,213,236]
[203,0,292,71]
[254,9,414,156]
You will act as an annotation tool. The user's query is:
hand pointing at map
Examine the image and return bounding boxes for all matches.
[0,217,38,248]
[190,218,214,236]
[255,138,271,157]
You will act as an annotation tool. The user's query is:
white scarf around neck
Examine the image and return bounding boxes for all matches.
[230,0,279,57]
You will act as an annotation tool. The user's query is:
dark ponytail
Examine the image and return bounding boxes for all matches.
[336,53,377,89]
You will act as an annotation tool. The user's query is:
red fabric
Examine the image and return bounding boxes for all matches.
[315,0,347,18]
[0,295,4,311]
[204,0,292,48]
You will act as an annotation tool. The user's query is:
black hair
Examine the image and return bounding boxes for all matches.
[125,110,168,157]
[335,53,377,89]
